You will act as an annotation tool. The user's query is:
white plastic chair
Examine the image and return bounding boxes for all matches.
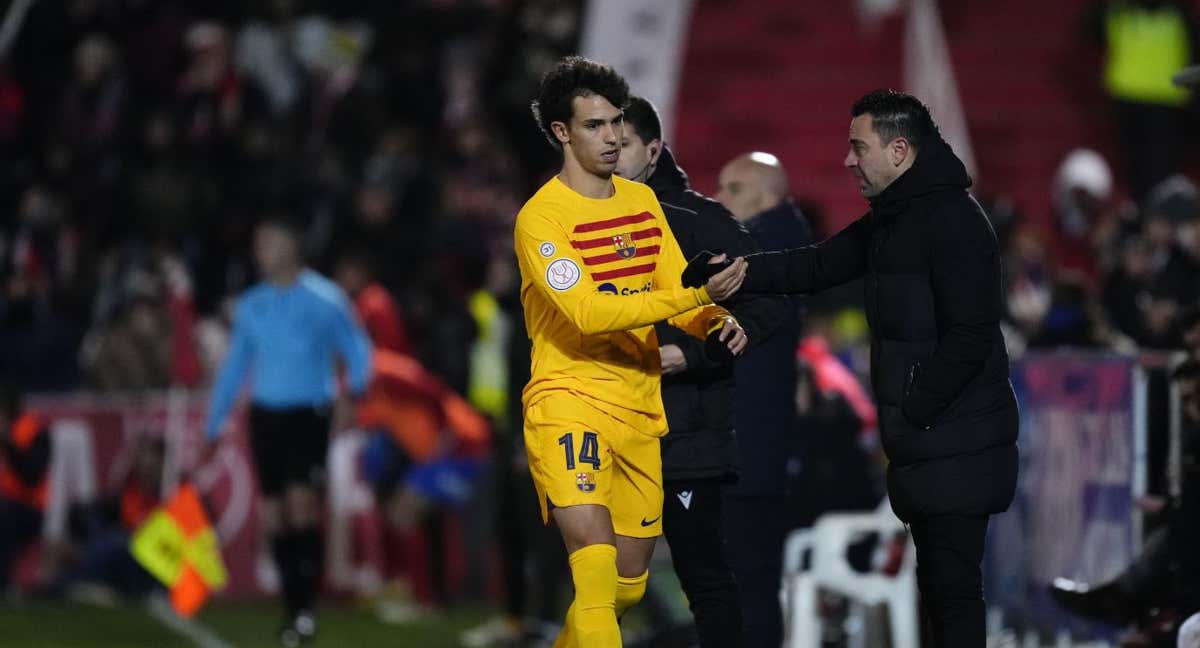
[781,498,919,648]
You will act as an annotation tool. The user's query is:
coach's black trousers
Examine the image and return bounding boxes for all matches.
[909,514,989,648]
[663,481,742,648]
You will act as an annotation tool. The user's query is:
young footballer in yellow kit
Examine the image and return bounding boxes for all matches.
[514,56,748,647]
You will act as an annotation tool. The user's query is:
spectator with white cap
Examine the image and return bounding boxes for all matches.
[1050,148,1114,285]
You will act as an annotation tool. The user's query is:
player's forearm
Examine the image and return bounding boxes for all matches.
[666,302,731,342]
[565,286,712,335]
[345,339,374,397]
[205,397,233,441]
[205,358,247,439]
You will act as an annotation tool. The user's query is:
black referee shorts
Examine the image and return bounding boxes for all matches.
[249,404,332,497]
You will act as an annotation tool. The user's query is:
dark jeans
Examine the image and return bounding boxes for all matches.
[910,514,989,648]
[724,493,787,648]
[664,481,742,648]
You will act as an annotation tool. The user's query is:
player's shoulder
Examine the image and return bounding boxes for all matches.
[516,177,569,232]
[238,283,271,307]
[613,175,656,200]
[616,177,668,226]
[298,270,352,310]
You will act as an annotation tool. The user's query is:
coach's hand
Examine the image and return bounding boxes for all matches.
[682,250,730,288]
[704,255,746,302]
[659,344,687,375]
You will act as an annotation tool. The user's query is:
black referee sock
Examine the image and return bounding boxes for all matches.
[291,527,324,613]
[271,532,303,617]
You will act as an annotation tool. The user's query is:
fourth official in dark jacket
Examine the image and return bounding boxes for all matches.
[618,97,789,648]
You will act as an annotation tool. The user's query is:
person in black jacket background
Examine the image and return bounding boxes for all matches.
[708,90,1019,648]
[715,151,813,647]
[615,96,790,647]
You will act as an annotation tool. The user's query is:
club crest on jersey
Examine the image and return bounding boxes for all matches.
[576,472,596,493]
[612,233,637,259]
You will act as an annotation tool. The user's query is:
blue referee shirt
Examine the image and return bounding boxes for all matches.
[205,270,373,440]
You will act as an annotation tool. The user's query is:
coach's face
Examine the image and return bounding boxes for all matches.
[845,114,908,198]
[554,94,623,178]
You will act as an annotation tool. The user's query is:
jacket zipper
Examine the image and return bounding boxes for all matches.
[905,361,920,398]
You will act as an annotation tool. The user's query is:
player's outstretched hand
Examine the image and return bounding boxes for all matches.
[681,250,732,288]
[704,256,746,302]
[719,318,748,356]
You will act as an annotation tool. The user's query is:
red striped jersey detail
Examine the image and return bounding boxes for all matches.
[591,263,656,281]
[581,245,661,266]
[572,211,654,233]
[571,227,662,250]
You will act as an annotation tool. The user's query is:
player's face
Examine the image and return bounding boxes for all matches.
[254,223,300,276]
[560,94,624,178]
[614,130,657,183]
[845,114,899,198]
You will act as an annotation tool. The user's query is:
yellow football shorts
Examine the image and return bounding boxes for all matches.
[523,391,663,538]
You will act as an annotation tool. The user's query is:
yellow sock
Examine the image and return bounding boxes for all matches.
[552,544,620,648]
[614,570,648,619]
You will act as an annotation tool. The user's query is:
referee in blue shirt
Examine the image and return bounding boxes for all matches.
[206,214,372,647]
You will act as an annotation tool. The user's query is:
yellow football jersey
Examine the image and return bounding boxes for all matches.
[514,175,731,436]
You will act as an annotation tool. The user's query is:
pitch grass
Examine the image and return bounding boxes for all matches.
[0,599,491,648]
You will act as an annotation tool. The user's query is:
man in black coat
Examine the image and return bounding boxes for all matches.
[714,152,813,647]
[699,89,1019,647]
[615,96,791,647]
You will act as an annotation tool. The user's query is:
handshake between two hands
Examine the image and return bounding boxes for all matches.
[665,251,749,370]
[681,250,747,301]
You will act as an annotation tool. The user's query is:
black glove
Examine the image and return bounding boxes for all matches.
[681,250,733,288]
[703,328,735,364]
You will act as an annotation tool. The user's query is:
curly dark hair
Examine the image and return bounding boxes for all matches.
[851,89,940,151]
[531,56,630,150]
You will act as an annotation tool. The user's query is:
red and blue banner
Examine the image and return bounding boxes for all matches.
[985,354,1141,638]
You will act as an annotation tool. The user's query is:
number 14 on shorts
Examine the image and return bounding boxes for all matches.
[558,431,601,470]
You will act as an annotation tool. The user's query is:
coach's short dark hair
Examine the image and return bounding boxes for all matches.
[623,96,662,145]
[531,56,630,150]
[851,89,940,151]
